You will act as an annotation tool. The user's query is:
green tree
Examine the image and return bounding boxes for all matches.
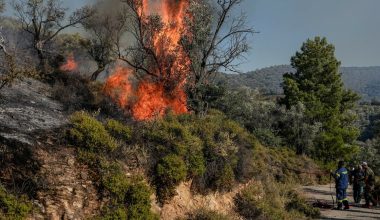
[281,37,360,161]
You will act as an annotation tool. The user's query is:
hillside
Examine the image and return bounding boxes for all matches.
[215,66,380,101]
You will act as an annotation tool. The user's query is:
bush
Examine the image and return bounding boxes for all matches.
[101,162,130,202]
[68,111,118,152]
[234,183,264,219]
[99,206,127,220]
[105,119,132,142]
[0,185,32,220]
[235,181,315,220]
[126,180,158,220]
[186,208,230,220]
[286,191,320,218]
[156,154,187,202]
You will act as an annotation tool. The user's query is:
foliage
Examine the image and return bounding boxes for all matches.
[0,49,38,92]
[140,110,258,201]
[11,0,93,73]
[69,112,157,218]
[101,162,130,202]
[68,111,118,152]
[105,119,132,141]
[99,206,127,220]
[126,179,159,220]
[285,190,320,218]
[214,65,380,102]
[0,185,32,220]
[156,154,188,202]
[185,209,230,220]
[281,37,360,161]
[235,181,317,220]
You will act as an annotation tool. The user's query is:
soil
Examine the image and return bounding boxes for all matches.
[302,184,380,220]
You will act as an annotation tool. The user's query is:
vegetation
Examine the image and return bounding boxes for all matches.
[2,0,379,219]
[0,185,32,220]
[281,37,360,161]
[214,66,380,101]
[69,111,118,152]
[185,209,230,220]
[234,181,319,220]
[68,112,157,219]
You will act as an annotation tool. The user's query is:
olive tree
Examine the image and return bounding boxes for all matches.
[182,0,256,114]
[12,0,93,74]
[82,0,128,80]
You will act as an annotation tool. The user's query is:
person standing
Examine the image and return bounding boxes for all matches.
[362,162,377,208]
[351,165,365,205]
[331,161,350,210]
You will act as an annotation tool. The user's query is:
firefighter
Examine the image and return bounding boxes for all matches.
[362,162,377,208]
[351,164,365,205]
[331,160,349,210]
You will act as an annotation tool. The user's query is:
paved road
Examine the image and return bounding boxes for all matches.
[302,185,380,219]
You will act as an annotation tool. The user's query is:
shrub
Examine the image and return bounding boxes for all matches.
[126,180,158,220]
[214,163,235,192]
[286,191,320,218]
[0,185,32,220]
[105,119,132,141]
[68,111,118,152]
[234,183,264,219]
[101,162,130,202]
[156,154,187,202]
[100,206,127,220]
[235,181,312,220]
[186,208,230,220]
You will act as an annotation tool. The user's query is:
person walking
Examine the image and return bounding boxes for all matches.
[331,160,350,210]
[362,162,377,208]
[351,164,365,205]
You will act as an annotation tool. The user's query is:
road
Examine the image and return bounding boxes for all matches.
[302,185,380,219]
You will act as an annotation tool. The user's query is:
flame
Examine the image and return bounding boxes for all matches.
[60,53,78,72]
[104,0,191,121]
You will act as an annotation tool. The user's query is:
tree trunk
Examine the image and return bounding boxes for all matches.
[91,66,105,81]
[37,48,48,75]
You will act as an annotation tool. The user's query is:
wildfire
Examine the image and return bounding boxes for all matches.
[60,53,78,72]
[104,0,191,121]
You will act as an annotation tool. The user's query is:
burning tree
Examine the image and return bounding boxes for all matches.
[103,0,254,120]
[12,0,93,74]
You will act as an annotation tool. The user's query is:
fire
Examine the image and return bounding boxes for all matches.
[60,53,78,72]
[104,0,191,121]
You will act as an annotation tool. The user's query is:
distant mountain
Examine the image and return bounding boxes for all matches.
[215,65,380,101]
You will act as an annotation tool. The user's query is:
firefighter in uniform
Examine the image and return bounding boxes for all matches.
[331,161,349,210]
[362,162,377,208]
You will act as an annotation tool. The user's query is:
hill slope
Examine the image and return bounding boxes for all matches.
[215,65,380,101]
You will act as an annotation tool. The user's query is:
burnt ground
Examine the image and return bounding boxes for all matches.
[302,185,380,220]
[0,78,100,219]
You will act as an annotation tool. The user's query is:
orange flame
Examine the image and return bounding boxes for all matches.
[60,53,78,72]
[104,0,191,121]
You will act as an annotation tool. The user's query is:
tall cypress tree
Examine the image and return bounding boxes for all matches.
[281,37,359,161]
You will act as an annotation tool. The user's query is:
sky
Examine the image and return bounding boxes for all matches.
[5,0,380,72]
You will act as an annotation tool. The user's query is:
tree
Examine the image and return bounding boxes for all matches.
[0,2,37,92]
[82,0,128,80]
[12,0,93,74]
[116,0,254,115]
[181,0,255,114]
[281,37,360,161]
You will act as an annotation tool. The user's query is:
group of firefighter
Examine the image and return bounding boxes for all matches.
[331,160,378,210]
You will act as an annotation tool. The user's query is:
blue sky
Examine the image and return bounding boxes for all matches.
[5,0,380,72]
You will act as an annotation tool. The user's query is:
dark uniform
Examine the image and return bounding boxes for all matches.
[332,164,349,210]
[363,166,377,207]
[351,167,365,204]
